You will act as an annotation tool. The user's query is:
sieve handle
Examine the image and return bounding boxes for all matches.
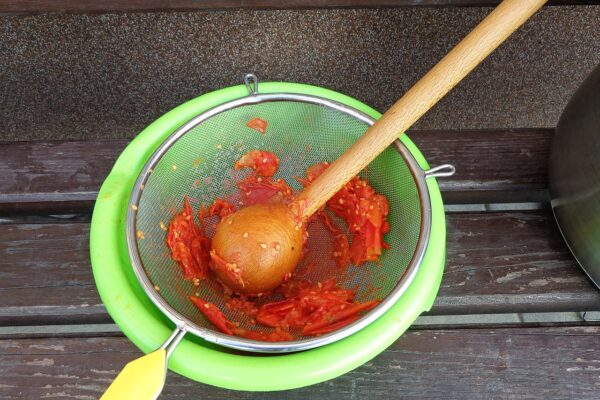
[295,0,547,218]
[100,327,186,400]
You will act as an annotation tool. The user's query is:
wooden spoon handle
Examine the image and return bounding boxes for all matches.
[296,0,547,218]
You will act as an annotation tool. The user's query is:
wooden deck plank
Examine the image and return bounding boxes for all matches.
[0,140,128,214]
[1,327,599,399]
[0,223,108,325]
[1,211,598,325]
[435,211,600,314]
[410,129,551,204]
[0,129,551,214]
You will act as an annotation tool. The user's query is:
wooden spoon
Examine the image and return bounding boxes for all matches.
[211,0,548,294]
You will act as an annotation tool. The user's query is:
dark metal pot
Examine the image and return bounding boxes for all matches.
[550,63,600,289]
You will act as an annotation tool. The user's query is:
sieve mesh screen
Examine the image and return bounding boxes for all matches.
[133,99,422,340]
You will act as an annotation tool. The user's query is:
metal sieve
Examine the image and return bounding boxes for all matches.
[125,74,454,354]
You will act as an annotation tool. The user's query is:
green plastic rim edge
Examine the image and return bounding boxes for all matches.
[90,81,447,391]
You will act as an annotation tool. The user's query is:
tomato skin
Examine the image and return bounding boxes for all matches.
[302,315,361,336]
[225,295,258,316]
[328,179,389,264]
[255,279,378,336]
[200,199,236,219]
[190,296,234,335]
[191,296,294,342]
[191,284,376,340]
[235,150,279,177]
[301,162,390,266]
[237,175,293,206]
[302,300,379,335]
[256,300,297,328]
[209,249,245,289]
[333,233,351,269]
[234,150,293,206]
[306,162,330,181]
[246,117,268,134]
[166,196,211,280]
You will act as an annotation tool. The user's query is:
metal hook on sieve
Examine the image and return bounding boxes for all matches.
[424,164,456,179]
[244,73,259,96]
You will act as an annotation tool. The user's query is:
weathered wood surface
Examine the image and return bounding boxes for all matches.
[411,129,551,204]
[0,223,107,325]
[0,129,550,214]
[1,0,598,14]
[2,327,600,399]
[2,211,597,325]
[436,211,600,314]
[0,140,128,214]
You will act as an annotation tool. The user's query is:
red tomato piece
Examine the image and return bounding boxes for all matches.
[190,296,234,335]
[225,295,259,316]
[235,150,279,177]
[305,162,330,183]
[246,117,268,134]
[191,295,293,341]
[319,211,342,235]
[254,279,377,337]
[302,162,391,266]
[318,212,351,268]
[256,299,298,328]
[200,199,236,220]
[301,315,361,336]
[166,196,211,280]
[209,249,245,290]
[237,175,294,206]
[302,300,379,335]
[333,234,351,269]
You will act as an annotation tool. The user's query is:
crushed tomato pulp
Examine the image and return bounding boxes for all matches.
[246,117,268,134]
[164,130,390,341]
[300,162,391,267]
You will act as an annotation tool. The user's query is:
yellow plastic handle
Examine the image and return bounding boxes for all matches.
[101,349,167,400]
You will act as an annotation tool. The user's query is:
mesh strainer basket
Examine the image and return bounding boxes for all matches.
[90,75,452,390]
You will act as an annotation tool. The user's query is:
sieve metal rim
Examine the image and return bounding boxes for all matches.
[126,92,433,353]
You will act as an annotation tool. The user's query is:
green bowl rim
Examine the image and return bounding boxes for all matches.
[90,81,447,391]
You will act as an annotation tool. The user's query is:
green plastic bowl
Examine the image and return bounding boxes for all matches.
[90,81,447,391]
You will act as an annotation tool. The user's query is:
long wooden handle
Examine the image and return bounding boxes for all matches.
[296,0,547,218]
